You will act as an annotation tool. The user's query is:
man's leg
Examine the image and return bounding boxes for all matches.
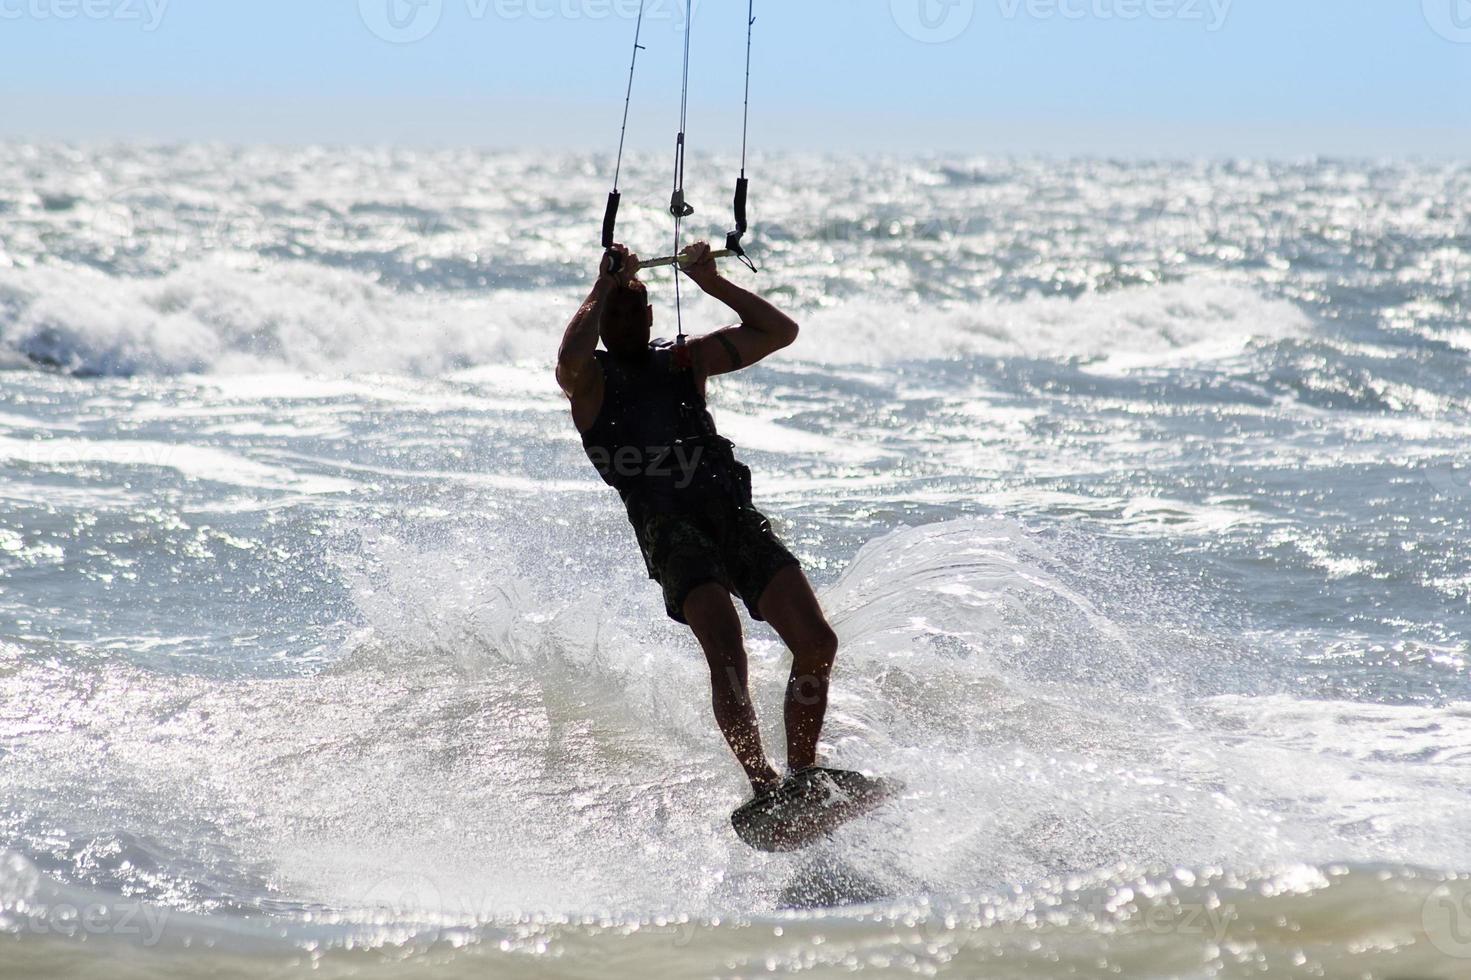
[756,565,840,772]
[683,583,782,794]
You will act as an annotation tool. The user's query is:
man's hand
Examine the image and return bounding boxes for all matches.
[601,244,641,287]
[679,241,721,292]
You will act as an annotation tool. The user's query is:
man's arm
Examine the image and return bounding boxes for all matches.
[556,246,635,400]
[556,277,612,399]
[680,242,799,378]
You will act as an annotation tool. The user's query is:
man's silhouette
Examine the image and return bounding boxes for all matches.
[557,241,840,798]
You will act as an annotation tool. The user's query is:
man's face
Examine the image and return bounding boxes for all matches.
[601,283,654,358]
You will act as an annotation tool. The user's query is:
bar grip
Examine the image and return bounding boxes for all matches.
[602,192,621,249]
[732,177,749,234]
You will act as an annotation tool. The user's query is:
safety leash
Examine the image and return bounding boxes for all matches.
[670,0,696,346]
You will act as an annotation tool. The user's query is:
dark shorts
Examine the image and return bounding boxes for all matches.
[632,500,801,624]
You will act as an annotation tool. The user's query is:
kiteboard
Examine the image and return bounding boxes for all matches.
[731,767,902,853]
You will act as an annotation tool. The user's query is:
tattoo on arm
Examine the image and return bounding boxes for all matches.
[715,331,744,371]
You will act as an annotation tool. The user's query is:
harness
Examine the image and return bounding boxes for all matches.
[581,342,751,521]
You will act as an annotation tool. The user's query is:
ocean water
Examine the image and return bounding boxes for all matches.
[1,144,1470,978]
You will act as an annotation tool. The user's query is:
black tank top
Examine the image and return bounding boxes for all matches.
[581,340,751,521]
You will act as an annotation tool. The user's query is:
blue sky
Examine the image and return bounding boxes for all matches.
[3,0,1470,156]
